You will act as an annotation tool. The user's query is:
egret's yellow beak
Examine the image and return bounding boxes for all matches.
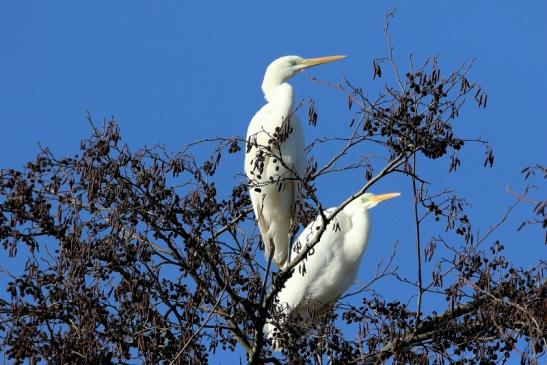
[300,55,346,69]
[369,192,401,203]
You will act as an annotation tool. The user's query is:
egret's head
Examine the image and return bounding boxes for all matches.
[360,192,401,210]
[262,55,346,97]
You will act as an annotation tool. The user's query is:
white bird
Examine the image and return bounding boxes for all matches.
[245,55,346,267]
[265,192,400,346]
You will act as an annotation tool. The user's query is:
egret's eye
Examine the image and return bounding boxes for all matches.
[289,60,298,66]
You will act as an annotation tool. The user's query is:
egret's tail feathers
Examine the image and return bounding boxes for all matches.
[262,227,289,268]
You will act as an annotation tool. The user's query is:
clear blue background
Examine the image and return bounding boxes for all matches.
[1,1,545,363]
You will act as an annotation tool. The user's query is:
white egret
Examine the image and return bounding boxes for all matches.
[245,55,346,267]
[265,192,400,346]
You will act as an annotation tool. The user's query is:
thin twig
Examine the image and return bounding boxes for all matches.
[412,155,424,326]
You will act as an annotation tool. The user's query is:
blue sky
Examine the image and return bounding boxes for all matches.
[1,1,546,363]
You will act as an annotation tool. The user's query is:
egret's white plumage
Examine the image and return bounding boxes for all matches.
[245,55,346,267]
[265,192,400,346]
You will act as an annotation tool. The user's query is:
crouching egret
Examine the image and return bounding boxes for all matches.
[245,55,346,267]
[265,192,400,348]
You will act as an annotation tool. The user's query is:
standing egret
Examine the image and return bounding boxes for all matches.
[245,55,346,267]
[265,192,400,347]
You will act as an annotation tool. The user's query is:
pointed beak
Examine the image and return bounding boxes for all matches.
[370,192,401,203]
[299,55,346,70]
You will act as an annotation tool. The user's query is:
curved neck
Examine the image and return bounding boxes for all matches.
[344,208,371,261]
[261,83,294,113]
[261,78,283,102]
[261,65,294,102]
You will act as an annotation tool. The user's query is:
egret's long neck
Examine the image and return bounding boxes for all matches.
[261,69,294,103]
[262,82,294,117]
[344,208,372,262]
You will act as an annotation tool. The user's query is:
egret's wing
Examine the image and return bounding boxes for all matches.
[287,113,307,178]
[245,107,270,247]
[244,104,274,178]
[276,212,323,311]
[249,191,268,240]
[245,104,294,266]
[278,208,350,313]
[283,114,306,237]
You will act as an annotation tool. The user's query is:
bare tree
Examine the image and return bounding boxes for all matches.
[1,15,545,365]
